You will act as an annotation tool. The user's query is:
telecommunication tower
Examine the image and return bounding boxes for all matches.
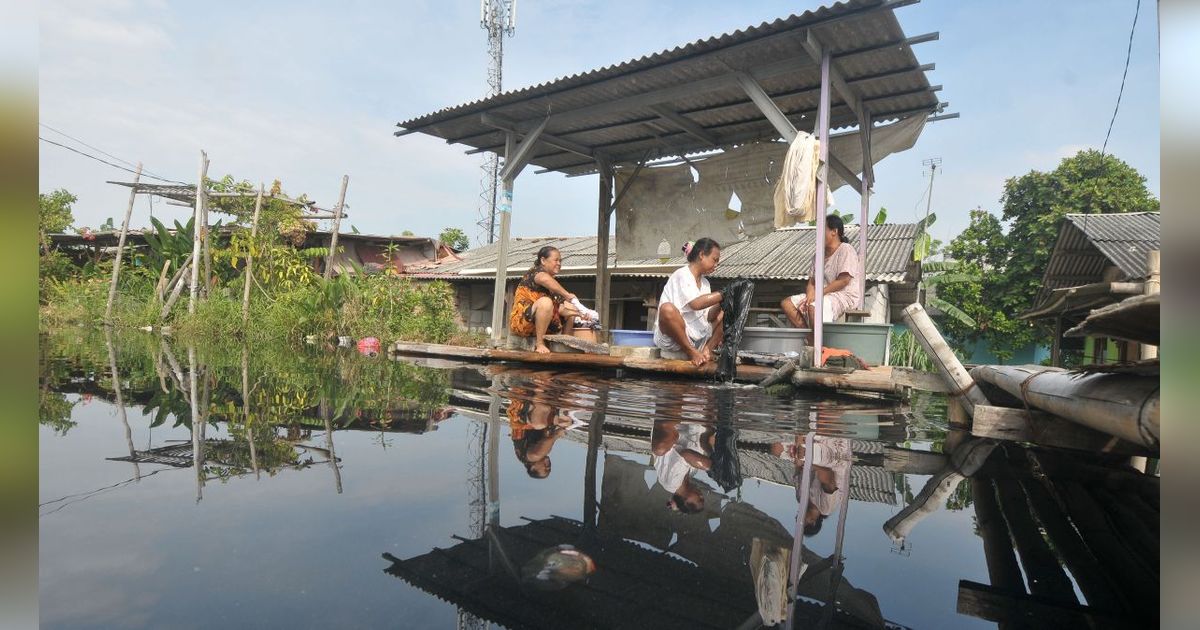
[477,0,517,244]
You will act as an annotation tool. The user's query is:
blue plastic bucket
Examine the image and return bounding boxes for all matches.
[610,329,655,346]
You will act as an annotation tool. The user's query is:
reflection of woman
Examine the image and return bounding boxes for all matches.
[651,420,715,513]
[781,434,851,536]
[508,246,583,354]
[507,399,570,479]
[781,214,862,328]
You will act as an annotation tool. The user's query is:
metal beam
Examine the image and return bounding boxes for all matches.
[498,116,551,182]
[827,154,863,194]
[733,71,798,142]
[649,104,719,145]
[802,31,863,121]
[480,112,593,159]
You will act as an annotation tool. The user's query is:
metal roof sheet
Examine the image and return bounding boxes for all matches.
[1036,212,1160,304]
[405,223,917,283]
[395,0,943,175]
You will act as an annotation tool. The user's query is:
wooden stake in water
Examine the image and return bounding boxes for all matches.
[242,185,265,326]
[105,163,142,322]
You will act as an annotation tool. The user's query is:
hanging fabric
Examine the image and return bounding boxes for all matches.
[772,130,835,224]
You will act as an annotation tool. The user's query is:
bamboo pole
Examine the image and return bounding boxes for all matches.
[105,163,142,322]
[153,259,172,304]
[324,175,349,281]
[883,438,996,542]
[969,364,1159,449]
[189,152,209,314]
[901,303,990,416]
[242,185,264,326]
[202,184,212,298]
[161,263,191,321]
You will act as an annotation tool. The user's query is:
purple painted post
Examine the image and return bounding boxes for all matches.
[858,115,872,308]
[812,51,832,367]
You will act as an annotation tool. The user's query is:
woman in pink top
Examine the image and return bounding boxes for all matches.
[781,214,862,328]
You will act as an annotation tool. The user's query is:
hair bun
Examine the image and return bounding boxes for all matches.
[681,240,695,256]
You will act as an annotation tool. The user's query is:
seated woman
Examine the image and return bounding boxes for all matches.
[653,238,725,367]
[780,214,862,328]
[508,246,583,353]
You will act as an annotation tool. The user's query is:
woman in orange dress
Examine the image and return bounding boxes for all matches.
[508,246,583,353]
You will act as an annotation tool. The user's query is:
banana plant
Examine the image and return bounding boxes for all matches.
[921,259,978,328]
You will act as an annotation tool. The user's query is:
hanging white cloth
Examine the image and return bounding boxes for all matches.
[773,130,835,224]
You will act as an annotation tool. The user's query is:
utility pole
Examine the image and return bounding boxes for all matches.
[917,157,942,308]
[477,0,517,245]
[921,157,941,229]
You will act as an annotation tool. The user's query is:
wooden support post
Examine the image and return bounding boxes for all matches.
[189,152,209,314]
[242,185,264,326]
[970,478,1026,595]
[162,262,191,321]
[1051,316,1063,367]
[105,163,142,322]
[324,175,349,281]
[811,51,832,367]
[901,303,990,416]
[1016,475,1129,612]
[1140,250,1159,361]
[857,113,872,308]
[994,478,1079,602]
[595,160,614,328]
[489,133,517,345]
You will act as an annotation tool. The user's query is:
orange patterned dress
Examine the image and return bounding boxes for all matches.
[508,271,562,337]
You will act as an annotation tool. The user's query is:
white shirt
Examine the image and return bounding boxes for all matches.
[653,422,707,493]
[654,266,713,347]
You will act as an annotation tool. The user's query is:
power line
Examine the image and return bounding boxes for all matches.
[39,136,186,184]
[1101,0,1141,157]
[39,122,183,183]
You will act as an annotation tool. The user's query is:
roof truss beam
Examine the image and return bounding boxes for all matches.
[480,112,594,159]
[802,31,864,121]
[498,115,551,181]
[648,104,719,145]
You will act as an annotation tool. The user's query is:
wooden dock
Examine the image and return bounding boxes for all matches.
[391,341,947,397]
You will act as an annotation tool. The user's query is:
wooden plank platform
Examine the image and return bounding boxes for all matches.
[393,342,775,382]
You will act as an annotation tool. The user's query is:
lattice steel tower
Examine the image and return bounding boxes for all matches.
[477,0,516,244]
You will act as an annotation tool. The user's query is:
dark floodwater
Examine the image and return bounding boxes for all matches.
[39,331,1159,629]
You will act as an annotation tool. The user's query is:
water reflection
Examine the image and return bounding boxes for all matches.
[39,330,1158,629]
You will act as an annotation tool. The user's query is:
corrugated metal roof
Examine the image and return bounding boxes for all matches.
[395,0,943,176]
[1036,212,1160,304]
[405,223,917,283]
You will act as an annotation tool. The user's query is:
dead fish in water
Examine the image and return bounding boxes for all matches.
[520,544,596,590]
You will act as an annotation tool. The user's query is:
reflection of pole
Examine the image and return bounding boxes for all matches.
[321,396,343,494]
[188,346,203,503]
[787,429,816,615]
[818,465,853,630]
[105,328,140,481]
[242,347,259,480]
[583,385,608,530]
[487,378,501,526]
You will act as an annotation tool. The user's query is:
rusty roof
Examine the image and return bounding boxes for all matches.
[395,0,944,176]
[405,223,917,283]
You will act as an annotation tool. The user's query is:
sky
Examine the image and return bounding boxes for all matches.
[38,0,1160,249]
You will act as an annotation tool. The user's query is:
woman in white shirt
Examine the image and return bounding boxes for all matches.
[653,238,725,367]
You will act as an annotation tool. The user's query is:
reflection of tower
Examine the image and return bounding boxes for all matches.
[476,0,516,245]
[458,397,491,630]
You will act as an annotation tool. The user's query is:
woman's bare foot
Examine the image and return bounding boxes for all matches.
[688,349,708,367]
[535,343,552,354]
[701,346,716,363]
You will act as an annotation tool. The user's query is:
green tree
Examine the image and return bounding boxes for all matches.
[937,150,1158,361]
[39,189,76,253]
[439,227,470,251]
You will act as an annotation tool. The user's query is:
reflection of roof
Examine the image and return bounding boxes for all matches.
[1036,213,1159,304]
[406,224,918,284]
[396,0,944,177]
[384,516,757,630]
